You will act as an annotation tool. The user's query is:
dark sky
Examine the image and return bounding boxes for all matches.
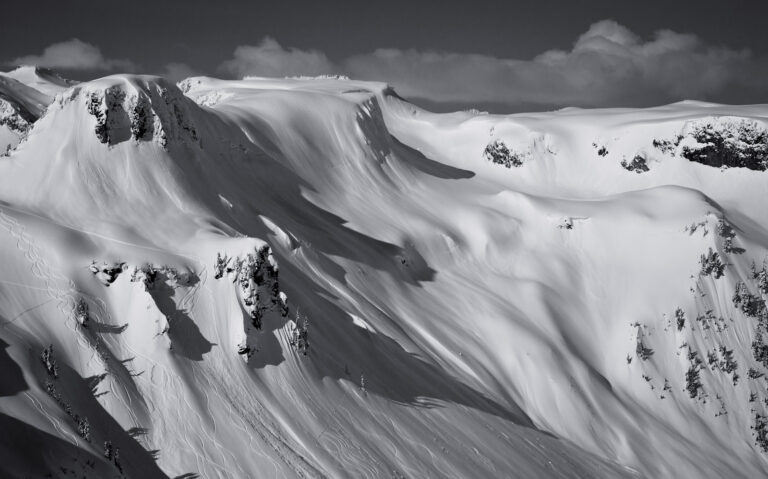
[4,0,766,70]
[3,0,768,111]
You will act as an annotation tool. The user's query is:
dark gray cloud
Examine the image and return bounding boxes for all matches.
[11,39,136,72]
[161,62,202,83]
[219,20,767,109]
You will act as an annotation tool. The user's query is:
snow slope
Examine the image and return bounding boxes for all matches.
[0,73,766,478]
[0,66,76,152]
[0,73,51,152]
[2,65,77,98]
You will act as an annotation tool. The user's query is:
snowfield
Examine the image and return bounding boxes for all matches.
[0,69,767,478]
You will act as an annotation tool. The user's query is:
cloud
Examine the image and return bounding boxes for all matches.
[12,39,136,71]
[219,37,335,78]
[161,62,201,83]
[220,21,767,109]
[344,20,757,108]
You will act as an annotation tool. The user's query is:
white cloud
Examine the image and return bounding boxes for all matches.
[343,20,757,108]
[220,21,765,109]
[219,37,335,78]
[12,39,136,72]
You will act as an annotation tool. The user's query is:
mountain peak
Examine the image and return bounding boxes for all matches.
[50,75,200,149]
[0,74,53,151]
[3,65,77,98]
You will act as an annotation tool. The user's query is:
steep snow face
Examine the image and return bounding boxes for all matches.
[0,73,50,116]
[0,66,76,152]
[0,74,52,151]
[0,74,767,479]
[3,65,78,98]
[0,76,220,238]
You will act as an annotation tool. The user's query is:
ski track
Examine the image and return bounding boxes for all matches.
[0,207,147,457]
[0,206,267,478]
[24,391,81,446]
[195,254,329,479]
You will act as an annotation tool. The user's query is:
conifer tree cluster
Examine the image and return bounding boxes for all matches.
[483,140,523,168]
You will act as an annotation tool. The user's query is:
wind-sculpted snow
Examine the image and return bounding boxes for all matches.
[3,65,77,98]
[0,74,53,152]
[0,74,766,478]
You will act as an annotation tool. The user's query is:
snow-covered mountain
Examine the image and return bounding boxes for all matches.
[2,65,77,98]
[0,72,767,478]
[0,66,77,153]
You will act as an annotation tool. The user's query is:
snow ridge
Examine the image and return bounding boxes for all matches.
[53,76,200,149]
